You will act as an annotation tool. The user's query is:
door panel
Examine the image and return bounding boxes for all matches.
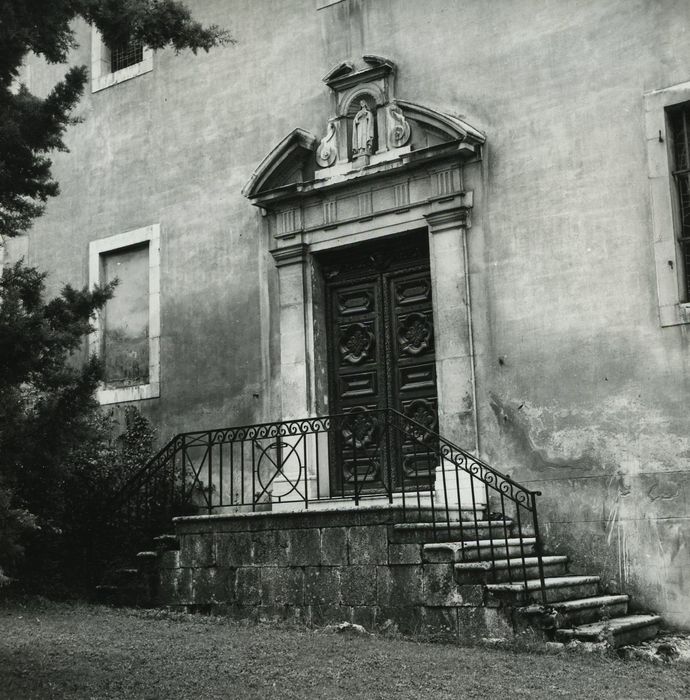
[388,270,438,488]
[323,233,437,494]
[330,278,388,492]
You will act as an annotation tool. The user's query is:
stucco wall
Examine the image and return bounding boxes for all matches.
[17,1,690,627]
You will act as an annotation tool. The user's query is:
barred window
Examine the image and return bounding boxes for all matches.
[670,105,690,300]
[109,40,144,73]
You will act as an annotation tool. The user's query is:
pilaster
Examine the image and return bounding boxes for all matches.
[270,242,311,420]
[425,197,482,508]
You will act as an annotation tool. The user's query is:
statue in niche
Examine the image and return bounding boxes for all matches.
[352,100,375,158]
[387,100,411,148]
[316,119,338,168]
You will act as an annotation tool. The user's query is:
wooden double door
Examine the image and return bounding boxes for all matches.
[322,232,438,495]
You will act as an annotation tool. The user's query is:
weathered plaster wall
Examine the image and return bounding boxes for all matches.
[21,0,328,438]
[19,1,690,626]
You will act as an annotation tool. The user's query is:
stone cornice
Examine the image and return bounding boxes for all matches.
[323,55,394,94]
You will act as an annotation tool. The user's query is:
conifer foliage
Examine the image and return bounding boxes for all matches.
[0,261,115,586]
[0,1,230,587]
[0,0,231,237]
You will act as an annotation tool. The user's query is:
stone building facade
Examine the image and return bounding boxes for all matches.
[12,0,690,629]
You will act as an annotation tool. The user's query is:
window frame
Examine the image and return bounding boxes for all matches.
[644,81,690,327]
[90,28,153,93]
[89,224,161,404]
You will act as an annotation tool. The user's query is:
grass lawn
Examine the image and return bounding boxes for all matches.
[0,601,688,699]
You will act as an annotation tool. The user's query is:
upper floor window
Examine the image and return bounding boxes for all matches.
[109,40,145,74]
[91,29,153,93]
[669,105,690,301]
[644,81,690,326]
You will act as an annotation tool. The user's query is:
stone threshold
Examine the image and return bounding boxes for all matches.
[174,491,444,524]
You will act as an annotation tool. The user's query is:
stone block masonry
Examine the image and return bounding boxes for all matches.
[158,507,512,641]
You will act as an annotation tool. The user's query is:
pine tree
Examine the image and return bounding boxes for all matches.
[0,261,116,585]
[0,0,231,238]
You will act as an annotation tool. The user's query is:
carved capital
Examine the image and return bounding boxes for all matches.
[271,242,308,267]
[424,205,472,233]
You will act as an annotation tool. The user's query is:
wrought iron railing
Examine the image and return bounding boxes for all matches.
[110,408,547,603]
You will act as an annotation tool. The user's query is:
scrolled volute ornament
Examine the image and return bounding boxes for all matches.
[316,119,338,168]
[387,100,411,148]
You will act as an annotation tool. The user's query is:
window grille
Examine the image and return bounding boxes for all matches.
[670,105,690,300]
[109,40,144,73]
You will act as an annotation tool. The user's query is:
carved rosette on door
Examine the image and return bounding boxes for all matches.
[323,232,438,495]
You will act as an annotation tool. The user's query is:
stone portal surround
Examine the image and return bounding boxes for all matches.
[158,508,511,641]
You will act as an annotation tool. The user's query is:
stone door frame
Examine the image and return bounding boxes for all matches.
[269,180,479,455]
[242,58,486,495]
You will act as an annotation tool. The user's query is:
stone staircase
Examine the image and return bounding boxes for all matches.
[95,537,175,608]
[95,504,661,650]
[405,508,662,648]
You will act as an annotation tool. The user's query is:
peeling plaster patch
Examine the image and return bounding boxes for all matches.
[487,393,690,624]
[489,392,690,479]
[648,477,682,501]
[489,394,590,473]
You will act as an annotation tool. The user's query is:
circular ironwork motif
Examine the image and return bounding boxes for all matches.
[341,408,377,447]
[256,440,302,498]
[339,323,374,364]
[397,313,431,355]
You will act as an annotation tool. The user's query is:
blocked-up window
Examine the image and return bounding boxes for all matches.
[89,224,160,404]
[101,243,150,388]
[669,105,690,300]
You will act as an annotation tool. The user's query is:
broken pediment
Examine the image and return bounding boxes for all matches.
[243,57,485,205]
[241,128,318,200]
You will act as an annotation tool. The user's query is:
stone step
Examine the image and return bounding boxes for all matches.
[391,519,513,544]
[423,537,537,563]
[95,583,138,606]
[486,575,600,604]
[153,534,179,552]
[111,568,141,587]
[136,551,158,572]
[454,555,568,584]
[555,614,663,648]
[95,584,118,603]
[551,594,630,626]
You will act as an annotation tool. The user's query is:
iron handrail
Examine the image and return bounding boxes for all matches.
[114,409,541,507]
[108,407,548,606]
[386,407,542,503]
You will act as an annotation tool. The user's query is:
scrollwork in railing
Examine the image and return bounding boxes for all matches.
[390,409,536,511]
[195,416,333,446]
[113,407,539,523]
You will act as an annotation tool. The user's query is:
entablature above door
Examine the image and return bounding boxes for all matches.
[242,56,485,243]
